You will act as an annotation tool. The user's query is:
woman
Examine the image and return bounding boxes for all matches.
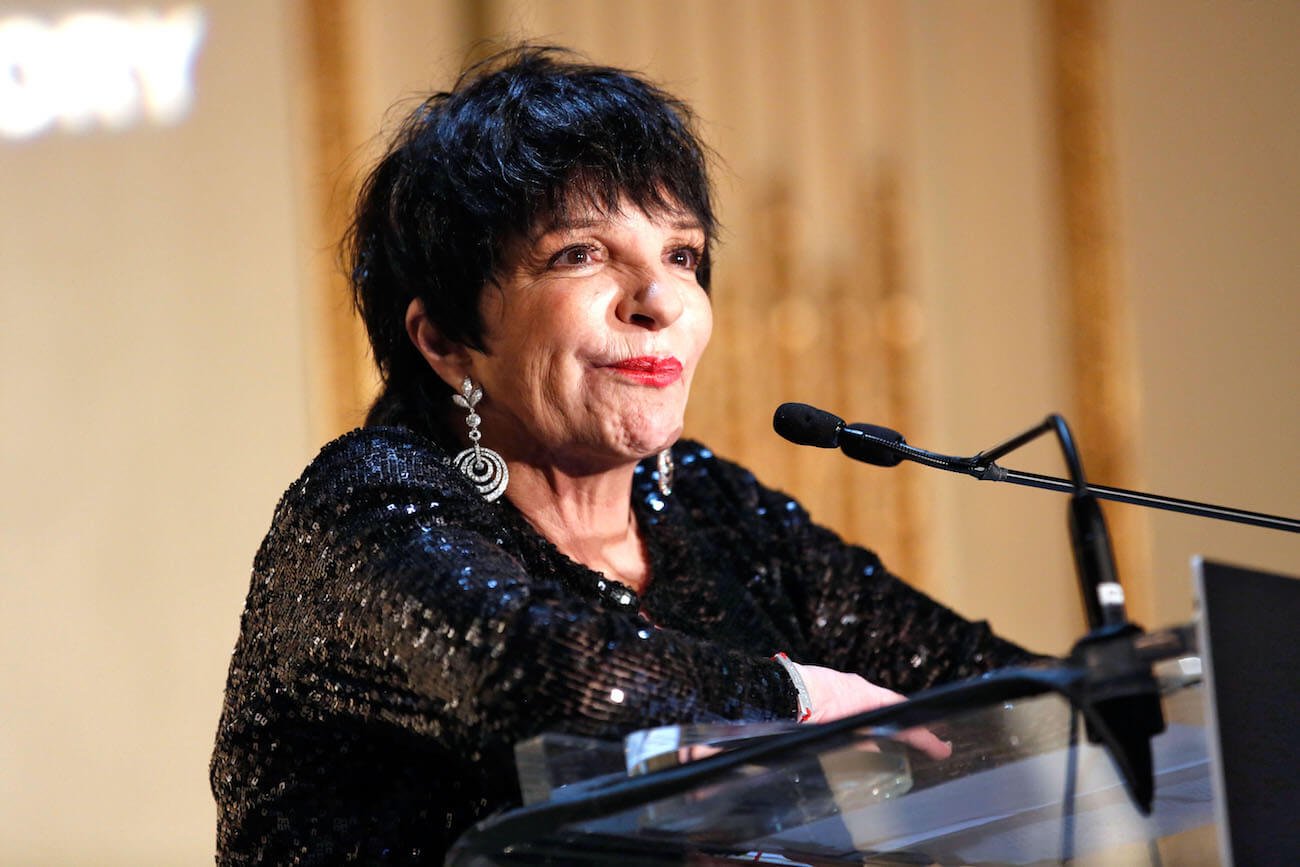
[212,47,1030,864]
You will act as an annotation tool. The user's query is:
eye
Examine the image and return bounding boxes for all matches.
[550,244,599,268]
[667,246,703,270]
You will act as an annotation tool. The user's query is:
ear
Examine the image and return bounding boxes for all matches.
[405,298,473,390]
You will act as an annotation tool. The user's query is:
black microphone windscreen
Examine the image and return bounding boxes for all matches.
[773,403,844,448]
[840,423,907,467]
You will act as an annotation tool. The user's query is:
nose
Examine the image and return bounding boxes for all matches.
[615,272,685,330]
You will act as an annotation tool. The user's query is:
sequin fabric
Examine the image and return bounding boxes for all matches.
[211,426,1030,864]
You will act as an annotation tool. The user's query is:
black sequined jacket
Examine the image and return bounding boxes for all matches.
[211,426,1029,864]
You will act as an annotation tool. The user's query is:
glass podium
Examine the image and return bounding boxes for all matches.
[447,629,1218,866]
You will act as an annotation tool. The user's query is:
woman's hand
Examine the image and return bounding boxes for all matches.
[793,662,952,760]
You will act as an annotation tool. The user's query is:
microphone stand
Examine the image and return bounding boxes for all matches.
[970,414,1166,812]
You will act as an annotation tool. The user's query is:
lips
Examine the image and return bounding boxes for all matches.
[602,356,684,387]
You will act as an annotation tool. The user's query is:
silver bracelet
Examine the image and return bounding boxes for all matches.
[772,652,813,723]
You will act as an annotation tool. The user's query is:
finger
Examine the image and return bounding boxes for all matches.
[679,743,723,763]
[894,724,953,760]
[847,739,883,754]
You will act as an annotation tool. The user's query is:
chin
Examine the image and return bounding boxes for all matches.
[643,423,685,456]
[612,417,683,460]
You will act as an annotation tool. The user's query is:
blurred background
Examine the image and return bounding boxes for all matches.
[1,0,1296,862]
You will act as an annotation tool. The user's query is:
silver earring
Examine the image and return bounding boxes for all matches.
[656,448,674,497]
[451,377,509,502]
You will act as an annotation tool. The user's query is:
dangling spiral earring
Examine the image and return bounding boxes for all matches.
[451,377,509,502]
[656,448,675,497]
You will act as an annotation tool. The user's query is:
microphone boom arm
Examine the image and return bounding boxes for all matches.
[844,427,1300,533]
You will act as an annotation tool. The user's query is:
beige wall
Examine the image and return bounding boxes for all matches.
[1,1,313,862]
[1110,0,1300,619]
[1,1,1296,862]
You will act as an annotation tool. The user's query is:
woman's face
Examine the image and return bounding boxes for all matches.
[464,197,713,473]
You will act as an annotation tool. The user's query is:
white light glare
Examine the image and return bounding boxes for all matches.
[0,5,206,140]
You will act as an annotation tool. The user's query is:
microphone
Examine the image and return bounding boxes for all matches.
[773,403,944,470]
[771,402,842,448]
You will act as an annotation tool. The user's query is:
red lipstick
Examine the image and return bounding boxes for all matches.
[603,356,683,387]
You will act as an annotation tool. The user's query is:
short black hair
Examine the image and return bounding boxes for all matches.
[347,46,717,442]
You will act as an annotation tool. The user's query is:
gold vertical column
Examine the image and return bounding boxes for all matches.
[300,0,370,439]
[1046,0,1154,625]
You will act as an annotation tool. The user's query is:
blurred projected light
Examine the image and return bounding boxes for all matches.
[0,5,205,140]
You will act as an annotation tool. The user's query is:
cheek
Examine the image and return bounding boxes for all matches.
[520,310,597,405]
[686,297,714,364]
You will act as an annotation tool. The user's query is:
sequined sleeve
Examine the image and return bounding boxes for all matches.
[226,430,798,743]
[212,431,803,863]
[343,529,801,740]
[677,447,1035,695]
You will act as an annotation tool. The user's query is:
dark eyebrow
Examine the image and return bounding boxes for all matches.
[524,212,599,241]
[668,218,705,232]
[536,215,601,234]
[532,213,705,237]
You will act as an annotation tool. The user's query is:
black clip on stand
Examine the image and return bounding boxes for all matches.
[974,416,1166,812]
